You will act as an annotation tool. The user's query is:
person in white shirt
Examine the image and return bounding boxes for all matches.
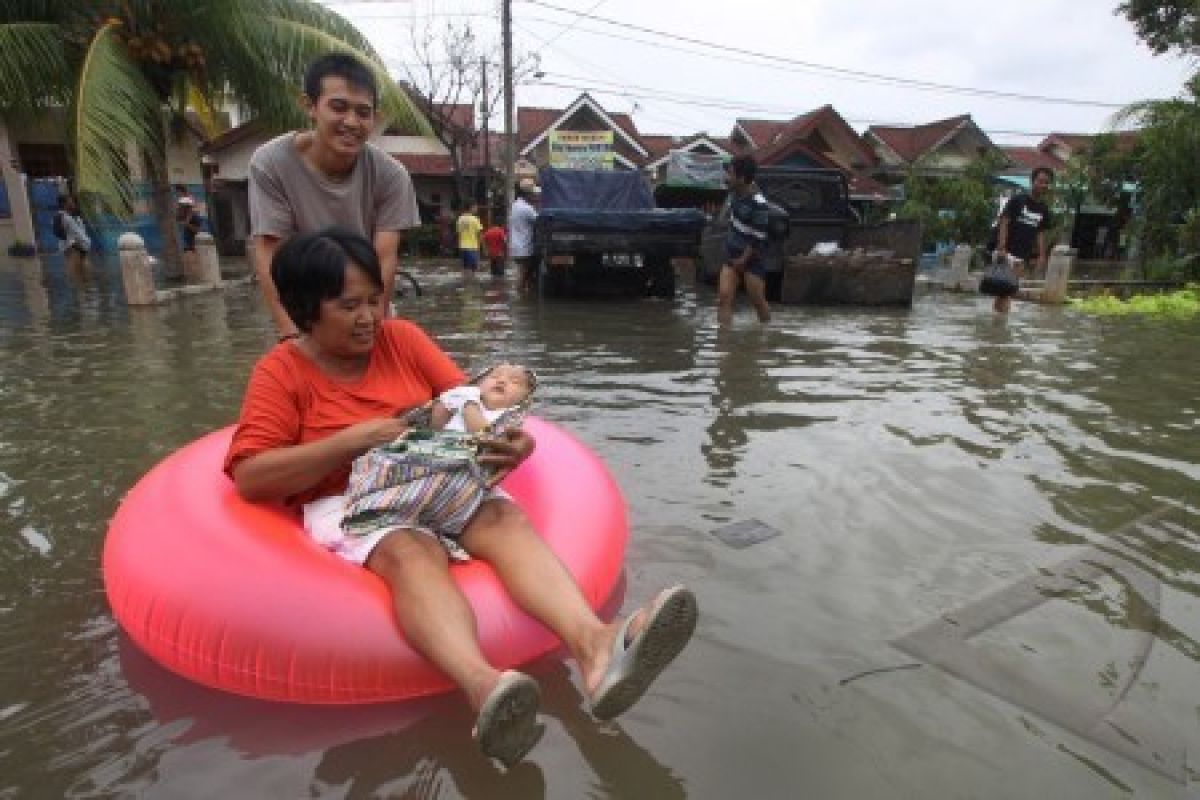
[56,196,91,270]
[508,179,540,292]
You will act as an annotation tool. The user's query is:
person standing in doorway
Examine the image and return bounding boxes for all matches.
[717,155,771,324]
[248,52,420,342]
[456,202,483,277]
[509,178,540,293]
[993,166,1054,314]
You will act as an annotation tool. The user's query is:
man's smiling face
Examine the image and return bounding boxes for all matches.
[307,76,376,160]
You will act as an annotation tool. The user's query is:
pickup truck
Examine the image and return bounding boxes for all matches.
[535,168,707,298]
[698,166,853,299]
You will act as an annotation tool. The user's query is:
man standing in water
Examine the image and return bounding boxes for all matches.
[992,166,1054,314]
[249,53,420,340]
[509,178,540,293]
[717,155,771,324]
[455,201,483,277]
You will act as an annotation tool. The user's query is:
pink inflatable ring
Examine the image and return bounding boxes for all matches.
[103,417,628,704]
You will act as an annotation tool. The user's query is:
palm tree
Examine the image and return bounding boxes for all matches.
[0,0,430,271]
[1113,72,1200,262]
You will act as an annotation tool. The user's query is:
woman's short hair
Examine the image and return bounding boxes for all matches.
[271,227,383,332]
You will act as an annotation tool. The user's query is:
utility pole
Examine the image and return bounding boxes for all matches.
[502,0,514,236]
[481,55,491,227]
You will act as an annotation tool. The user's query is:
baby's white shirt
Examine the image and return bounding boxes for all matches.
[438,385,516,432]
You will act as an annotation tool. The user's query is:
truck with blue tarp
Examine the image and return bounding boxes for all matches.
[534,168,707,298]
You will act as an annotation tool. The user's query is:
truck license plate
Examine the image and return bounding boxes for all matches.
[601,253,643,268]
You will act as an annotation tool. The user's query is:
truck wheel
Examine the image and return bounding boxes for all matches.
[542,267,568,298]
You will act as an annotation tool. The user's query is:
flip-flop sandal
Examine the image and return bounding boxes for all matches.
[590,585,699,721]
[474,671,544,767]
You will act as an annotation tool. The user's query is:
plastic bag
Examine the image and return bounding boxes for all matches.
[979,253,1019,297]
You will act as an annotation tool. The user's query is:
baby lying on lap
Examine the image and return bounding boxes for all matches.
[343,364,537,561]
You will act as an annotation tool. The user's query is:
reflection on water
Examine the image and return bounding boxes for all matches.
[1,259,1198,797]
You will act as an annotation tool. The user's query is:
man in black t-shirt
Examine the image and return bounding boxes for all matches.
[992,166,1053,313]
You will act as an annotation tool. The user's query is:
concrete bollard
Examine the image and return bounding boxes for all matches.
[948,244,973,290]
[192,232,222,287]
[1042,245,1075,304]
[119,232,159,306]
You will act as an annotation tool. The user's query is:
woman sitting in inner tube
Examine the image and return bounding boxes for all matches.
[223,227,699,767]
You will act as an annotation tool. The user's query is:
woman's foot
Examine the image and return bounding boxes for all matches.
[472,671,544,767]
[585,585,699,721]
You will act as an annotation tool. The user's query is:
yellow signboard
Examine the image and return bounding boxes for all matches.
[549,131,615,170]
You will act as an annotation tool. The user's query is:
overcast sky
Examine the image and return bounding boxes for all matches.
[320,0,1194,146]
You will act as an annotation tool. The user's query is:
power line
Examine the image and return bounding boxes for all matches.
[513,21,714,133]
[531,78,1057,139]
[529,0,608,51]
[520,0,1128,110]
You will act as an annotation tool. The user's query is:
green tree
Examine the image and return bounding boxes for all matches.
[898,154,1005,251]
[1115,73,1200,267]
[1116,0,1200,56]
[1056,133,1138,246]
[0,1,430,269]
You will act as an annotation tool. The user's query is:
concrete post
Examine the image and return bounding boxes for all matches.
[0,157,37,251]
[1042,245,1075,304]
[119,232,159,306]
[192,232,222,287]
[948,244,972,290]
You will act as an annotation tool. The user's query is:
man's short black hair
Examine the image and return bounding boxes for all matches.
[303,52,378,107]
[271,227,383,332]
[1031,166,1055,184]
[727,154,758,183]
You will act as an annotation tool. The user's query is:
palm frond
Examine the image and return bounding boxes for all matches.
[259,0,380,57]
[74,22,163,217]
[0,22,72,114]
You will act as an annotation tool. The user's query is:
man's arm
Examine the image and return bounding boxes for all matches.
[374,230,401,311]
[252,235,299,338]
[995,216,1011,257]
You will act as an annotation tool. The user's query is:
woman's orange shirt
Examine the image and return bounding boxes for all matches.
[224,319,465,506]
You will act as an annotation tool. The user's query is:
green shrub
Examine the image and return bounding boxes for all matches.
[1069,284,1199,316]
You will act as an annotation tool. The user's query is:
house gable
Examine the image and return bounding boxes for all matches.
[752,106,877,172]
[866,114,1001,175]
[519,93,648,169]
[644,134,731,171]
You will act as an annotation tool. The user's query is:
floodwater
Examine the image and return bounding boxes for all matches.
[1,254,1198,799]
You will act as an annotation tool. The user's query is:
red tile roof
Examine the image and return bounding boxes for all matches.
[1041,130,1141,155]
[1000,147,1064,172]
[754,105,877,169]
[517,107,562,150]
[735,118,790,148]
[641,134,733,163]
[867,114,973,163]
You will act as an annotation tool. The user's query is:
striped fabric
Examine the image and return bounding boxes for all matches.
[343,449,488,539]
[342,405,529,541]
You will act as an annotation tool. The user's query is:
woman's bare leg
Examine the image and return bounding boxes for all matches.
[459,500,658,695]
[366,529,502,710]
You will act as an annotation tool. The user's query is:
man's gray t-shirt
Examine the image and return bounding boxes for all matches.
[248,133,419,240]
